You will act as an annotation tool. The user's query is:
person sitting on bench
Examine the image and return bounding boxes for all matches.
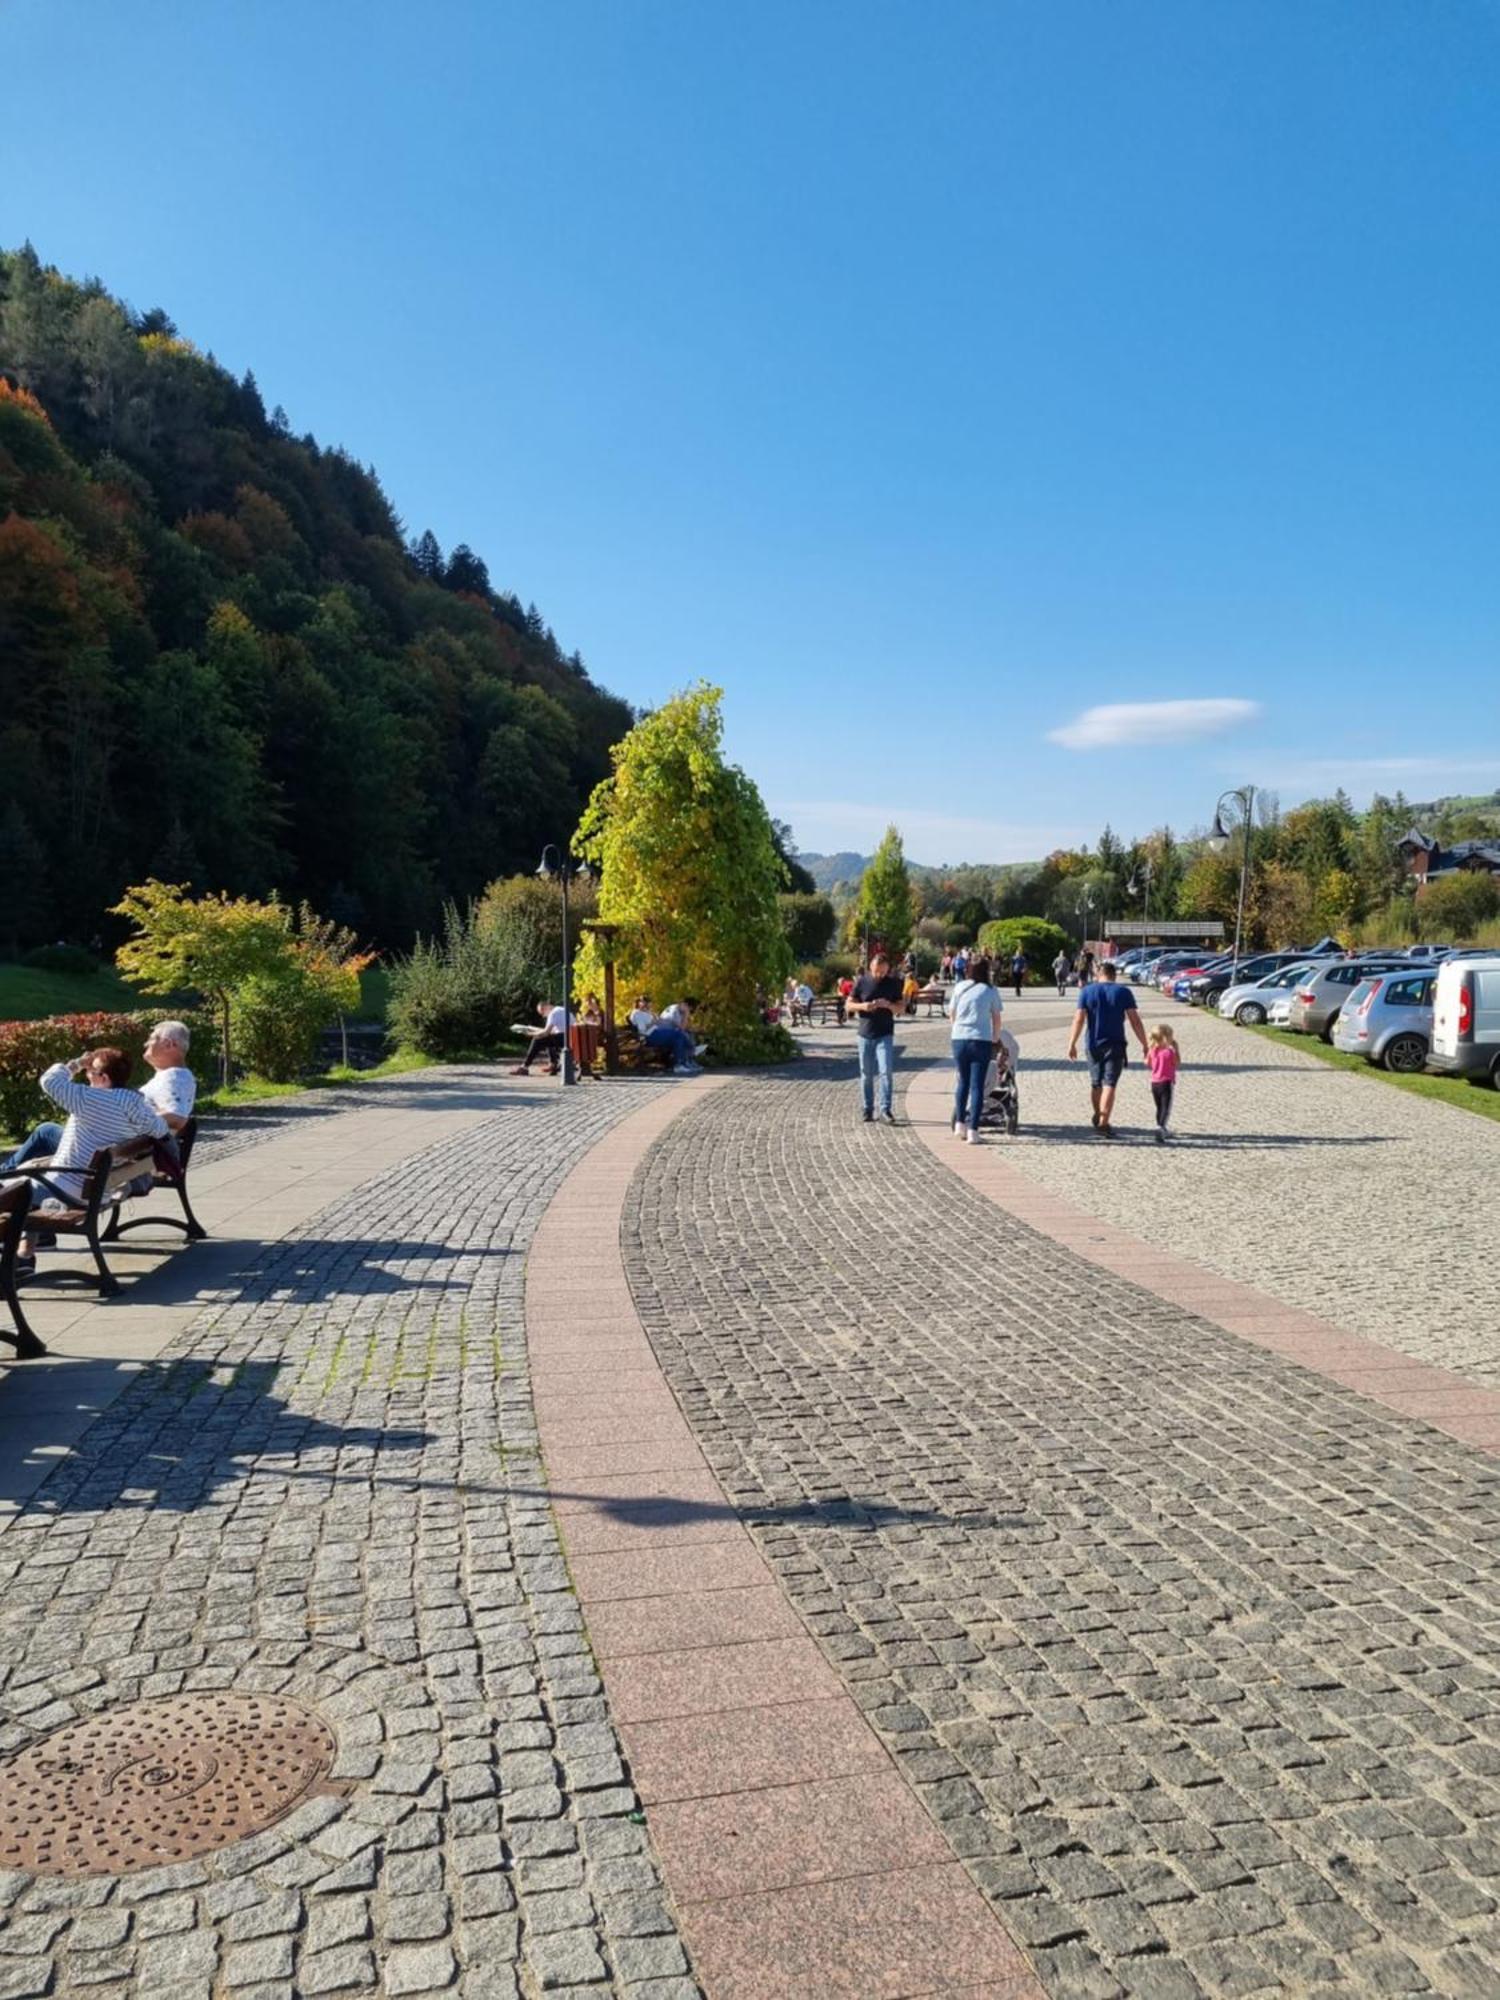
[10,1049,168,1276]
[512,1000,567,1075]
[627,997,700,1074]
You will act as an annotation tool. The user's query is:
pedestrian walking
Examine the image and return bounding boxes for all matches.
[1065,960,1149,1139]
[1010,950,1027,998]
[1148,1022,1180,1144]
[1078,945,1095,984]
[1052,948,1072,998]
[850,951,903,1123]
[945,955,1004,1144]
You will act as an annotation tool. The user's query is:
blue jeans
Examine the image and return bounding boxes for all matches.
[951,1038,991,1130]
[857,1034,895,1114]
[646,1025,694,1066]
[1,1121,63,1174]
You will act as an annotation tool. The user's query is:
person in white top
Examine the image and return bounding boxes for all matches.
[944,955,1006,1143]
[139,1020,197,1131]
[627,996,700,1073]
[12,1047,168,1271]
[512,1000,568,1075]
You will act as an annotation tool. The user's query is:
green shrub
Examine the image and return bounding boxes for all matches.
[943,925,973,948]
[234,965,341,1082]
[1412,873,1500,942]
[388,903,545,1060]
[0,1009,211,1140]
[795,962,826,993]
[821,951,860,983]
[910,943,941,978]
[779,893,837,963]
[21,944,99,975]
[977,916,1070,979]
[704,1020,798,1066]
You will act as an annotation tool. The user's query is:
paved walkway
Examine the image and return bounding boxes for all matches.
[615,1028,1500,1998]
[988,993,1500,1386]
[2,1026,1498,1999]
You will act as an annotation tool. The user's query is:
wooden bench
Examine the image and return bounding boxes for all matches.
[3,1117,207,1308]
[618,1025,676,1073]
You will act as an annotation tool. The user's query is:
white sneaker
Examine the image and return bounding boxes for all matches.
[965,1127,979,1144]
[953,1119,964,1137]
[673,1062,699,1076]
[693,1042,708,1057]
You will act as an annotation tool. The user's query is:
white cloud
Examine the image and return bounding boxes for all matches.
[775,801,1092,865]
[1048,698,1261,751]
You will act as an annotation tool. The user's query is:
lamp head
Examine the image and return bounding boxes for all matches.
[537,844,561,879]
[1208,813,1230,851]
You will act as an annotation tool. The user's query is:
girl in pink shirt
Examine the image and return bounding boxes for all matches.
[1148,1024,1180,1144]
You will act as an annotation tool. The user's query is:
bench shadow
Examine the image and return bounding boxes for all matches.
[1,1358,434,1515]
[516,1484,1027,1535]
[20,1236,506,1307]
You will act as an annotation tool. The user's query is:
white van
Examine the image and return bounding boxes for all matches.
[1429,954,1500,1085]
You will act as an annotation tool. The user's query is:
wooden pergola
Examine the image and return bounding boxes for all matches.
[578,920,629,1074]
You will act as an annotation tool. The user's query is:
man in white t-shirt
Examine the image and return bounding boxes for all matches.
[139,1020,197,1131]
[627,997,699,1074]
[512,1000,567,1075]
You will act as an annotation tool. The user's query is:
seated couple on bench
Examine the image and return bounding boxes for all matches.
[628,997,705,1076]
[1,1020,197,1279]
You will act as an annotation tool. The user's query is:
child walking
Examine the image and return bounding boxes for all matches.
[1148,1023,1179,1144]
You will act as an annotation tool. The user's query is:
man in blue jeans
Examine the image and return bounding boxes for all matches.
[851,952,903,1123]
[1066,959,1149,1138]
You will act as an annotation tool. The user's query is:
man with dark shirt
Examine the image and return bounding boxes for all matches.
[851,952,903,1123]
[1066,959,1149,1138]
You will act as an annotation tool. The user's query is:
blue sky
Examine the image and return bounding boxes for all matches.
[7,0,1500,864]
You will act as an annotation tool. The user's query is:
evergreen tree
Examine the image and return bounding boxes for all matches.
[856,826,915,959]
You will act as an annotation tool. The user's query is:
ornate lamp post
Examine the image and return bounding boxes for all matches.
[1207,787,1257,964]
[536,845,592,1086]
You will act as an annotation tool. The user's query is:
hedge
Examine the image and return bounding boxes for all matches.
[0,1010,211,1140]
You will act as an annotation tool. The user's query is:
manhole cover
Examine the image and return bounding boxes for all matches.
[0,1693,339,1876]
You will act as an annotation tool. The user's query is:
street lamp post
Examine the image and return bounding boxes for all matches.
[1208,786,1257,964]
[537,844,591,1085]
[1127,859,1155,946]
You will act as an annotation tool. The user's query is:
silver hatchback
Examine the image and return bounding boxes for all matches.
[1331,971,1435,1072]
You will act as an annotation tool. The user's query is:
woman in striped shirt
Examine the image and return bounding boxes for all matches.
[14,1048,168,1273]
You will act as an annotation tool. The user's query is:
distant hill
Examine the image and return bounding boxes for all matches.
[800,851,871,893]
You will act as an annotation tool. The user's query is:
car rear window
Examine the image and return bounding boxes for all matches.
[1328,966,1361,985]
[1384,977,1429,1007]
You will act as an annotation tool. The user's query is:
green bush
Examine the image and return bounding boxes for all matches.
[977,916,1071,979]
[910,943,941,978]
[21,944,99,975]
[795,962,826,993]
[388,903,545,1060]
[1412,873,1500,942]
[234,965,341,1082]
[704,1020,798,1066]
[779,893,837,963]
[0,1009,211,1140]
[820,951,860,983]
[943,925,973,948]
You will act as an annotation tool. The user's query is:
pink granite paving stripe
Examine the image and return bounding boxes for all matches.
[527,1073,1042,2000]
[907,1058,1500,1459]
[621,1698,889,1804]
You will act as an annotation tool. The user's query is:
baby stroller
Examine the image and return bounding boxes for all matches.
[980,1032,1020,1136]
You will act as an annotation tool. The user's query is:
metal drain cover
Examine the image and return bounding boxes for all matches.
[0,1693,338,1876]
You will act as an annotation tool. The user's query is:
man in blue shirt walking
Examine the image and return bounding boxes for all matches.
[1066,960,1150,1138]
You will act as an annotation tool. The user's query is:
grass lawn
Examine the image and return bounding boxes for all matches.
[193,1044,437,1118]
[0,963,147,1021]
[1248,1025,1500,1125]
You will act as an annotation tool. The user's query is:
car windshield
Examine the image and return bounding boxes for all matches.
[1258,963,1311,989]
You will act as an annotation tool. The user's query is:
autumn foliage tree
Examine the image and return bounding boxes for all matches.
[571,685,792,1054]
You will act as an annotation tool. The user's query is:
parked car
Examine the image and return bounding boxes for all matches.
[1163,954,1231,994]
[1429,954,1500,1086]
[1217,960,1319,1026]
[1267,992,1294,1026]
[1286,958,1413,1041]
[1331,972,1435,1071]
[1404,944,1452,961]
[1189,947,1339,1008]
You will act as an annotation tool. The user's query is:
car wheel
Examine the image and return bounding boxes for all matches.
[1383,1034,1427,1073]
[1235,1001,1267,1026]
[1320,1012,1339,1043]
[1491,1053,1500,1091]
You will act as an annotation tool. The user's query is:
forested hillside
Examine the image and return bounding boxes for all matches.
[0,245,634,948]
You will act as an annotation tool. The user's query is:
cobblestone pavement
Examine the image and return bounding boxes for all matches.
[0,1077,703,2000]
[983,997,1500,1387]
[624,1045,1500,1998]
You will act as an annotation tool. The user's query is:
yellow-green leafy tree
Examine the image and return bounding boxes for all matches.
[113,880,296,1085]
[571,685,792,1055]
